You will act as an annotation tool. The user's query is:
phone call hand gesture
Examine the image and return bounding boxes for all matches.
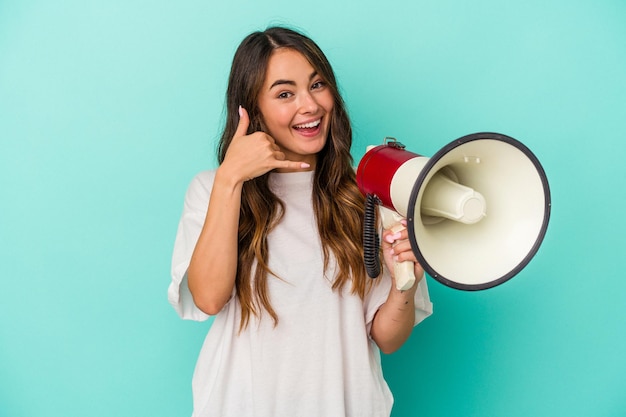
[221,106,311,183]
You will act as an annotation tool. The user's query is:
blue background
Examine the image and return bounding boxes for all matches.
[1,1,625,416]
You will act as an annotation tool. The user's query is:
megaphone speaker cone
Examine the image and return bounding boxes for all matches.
[406,132,551,290]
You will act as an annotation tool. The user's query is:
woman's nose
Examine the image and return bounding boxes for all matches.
[298,92,320,113]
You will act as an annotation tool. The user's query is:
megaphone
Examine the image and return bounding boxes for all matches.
[356,132,551,291]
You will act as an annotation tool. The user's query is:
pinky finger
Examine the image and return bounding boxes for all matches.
[280,160,311,170]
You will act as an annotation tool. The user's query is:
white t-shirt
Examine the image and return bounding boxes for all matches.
[168,170,433,417]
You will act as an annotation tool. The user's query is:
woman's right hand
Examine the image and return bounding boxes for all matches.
[187,106,311,315]
[220,106,310,182]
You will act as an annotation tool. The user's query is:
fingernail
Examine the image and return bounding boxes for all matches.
[400,219,407,226]
[385,234,395,243]
[238,105,243,117]
[392,232,402,240]
[301,163,310,168]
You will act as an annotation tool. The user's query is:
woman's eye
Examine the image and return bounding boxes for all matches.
[278,91,293,99]
[311,81,326,90]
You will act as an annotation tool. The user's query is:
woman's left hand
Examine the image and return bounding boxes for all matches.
[371,222,425,353]
[380,223,425,291]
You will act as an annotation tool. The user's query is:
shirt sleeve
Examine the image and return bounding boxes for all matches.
[412,276,433,325]
[167,171,216,322]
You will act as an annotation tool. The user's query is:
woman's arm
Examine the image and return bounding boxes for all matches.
[370,226,425,354]
[187,107,311,315]
[186,168,244,315]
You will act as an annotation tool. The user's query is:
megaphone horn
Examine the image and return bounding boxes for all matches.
[356,133,551,291]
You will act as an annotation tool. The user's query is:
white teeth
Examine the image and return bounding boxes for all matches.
[294,119,321,129]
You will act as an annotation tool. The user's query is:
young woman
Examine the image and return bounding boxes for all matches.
[169,26,433,417]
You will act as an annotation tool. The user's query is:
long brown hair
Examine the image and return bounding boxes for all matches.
[218,27,370,330]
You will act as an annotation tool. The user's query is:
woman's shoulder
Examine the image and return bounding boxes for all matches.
[191,169,217,184]
[183,169,217,205]
[188,169,217,190]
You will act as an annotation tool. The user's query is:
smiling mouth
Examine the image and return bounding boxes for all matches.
[293,119,322,131]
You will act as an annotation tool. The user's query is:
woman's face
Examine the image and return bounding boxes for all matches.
[257,48,334,170]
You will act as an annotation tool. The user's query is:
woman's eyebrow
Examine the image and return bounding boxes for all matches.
[269,79,295,89]
[269,71,318,90]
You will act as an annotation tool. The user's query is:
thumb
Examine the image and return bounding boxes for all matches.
[234,105,250,138]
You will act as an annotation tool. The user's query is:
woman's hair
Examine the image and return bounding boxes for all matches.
[218,26,370,330]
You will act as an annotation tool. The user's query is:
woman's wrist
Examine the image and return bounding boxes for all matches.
[387,284,417,308]
[215,164,246,190]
